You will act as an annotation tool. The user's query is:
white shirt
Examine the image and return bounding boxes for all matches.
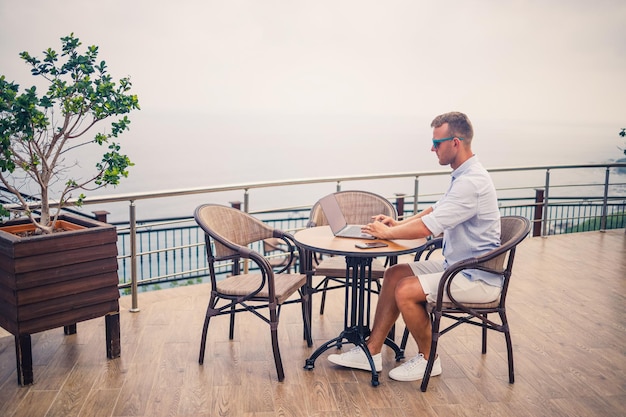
[421,156,502,286]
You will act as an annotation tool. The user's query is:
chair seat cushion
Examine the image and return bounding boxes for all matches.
[314,256,387,279]
[427,296,501,312]
[216,273,307,304]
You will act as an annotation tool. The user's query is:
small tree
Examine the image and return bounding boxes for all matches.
[620,128,626,157]
[0,33,139,233]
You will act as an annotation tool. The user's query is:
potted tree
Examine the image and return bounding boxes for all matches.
[0,33,139,385]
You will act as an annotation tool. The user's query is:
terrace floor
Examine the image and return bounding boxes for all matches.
[1,229,625,417]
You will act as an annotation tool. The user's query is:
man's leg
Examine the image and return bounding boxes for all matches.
[395,278,431,358]
[365,264,415,355]
[388,268,446,382]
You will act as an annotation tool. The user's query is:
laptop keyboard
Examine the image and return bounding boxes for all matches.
[341,225,373,238]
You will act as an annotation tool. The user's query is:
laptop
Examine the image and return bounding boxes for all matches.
[318,194,376,239]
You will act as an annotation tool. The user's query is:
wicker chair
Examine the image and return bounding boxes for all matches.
[307,191,397,315]
[400,215,531,391]
[194,204,312,381]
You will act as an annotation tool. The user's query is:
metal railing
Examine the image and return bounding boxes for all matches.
[6,163,625,310]
[105,163,626,309]
[114,195,625,293]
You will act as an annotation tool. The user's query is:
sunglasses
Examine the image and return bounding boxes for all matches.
[432,136,464,149]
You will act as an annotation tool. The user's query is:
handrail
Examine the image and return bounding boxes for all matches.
[81,162,626,205]
[3,163,624,210]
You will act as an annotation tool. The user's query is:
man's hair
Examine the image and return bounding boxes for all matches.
[431,112,474,142]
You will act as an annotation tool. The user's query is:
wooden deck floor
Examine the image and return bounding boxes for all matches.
[1,230,625,417]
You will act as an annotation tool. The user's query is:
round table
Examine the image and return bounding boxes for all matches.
[293,226,426,386]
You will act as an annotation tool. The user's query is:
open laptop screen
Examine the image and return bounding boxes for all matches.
[318,194,348,235]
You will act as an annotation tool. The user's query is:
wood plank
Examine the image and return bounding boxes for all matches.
[0,300,17,334]
[82,389,122,417]
[11,257,118,292]
[143,342,186,417]
[18,285,119,322]
[111,362,158,416]
[0,217,116,260]
[9,390,58,417]
[9,243,118,276]
[18,300,119,334]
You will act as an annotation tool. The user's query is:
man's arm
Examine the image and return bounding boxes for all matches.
[373,206,433,226]
[401,206,433,224]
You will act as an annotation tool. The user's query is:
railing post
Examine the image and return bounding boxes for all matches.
[600,167,610,232]
[533,189,544,237]
[541,169,551,237]
[395,193,405,220]
[336,181,341,192]
[129,200,140,312]
[243,189,249,213]
[92,210,110,223]
[413,176,420,216]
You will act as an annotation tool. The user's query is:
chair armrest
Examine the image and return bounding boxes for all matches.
[413,236,444,261]
[273,231,300,274]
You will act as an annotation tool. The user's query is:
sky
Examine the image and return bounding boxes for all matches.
[1,0,625,197]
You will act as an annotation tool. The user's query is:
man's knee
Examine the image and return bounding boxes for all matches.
[394,276,427,305]
[383,264,412,284]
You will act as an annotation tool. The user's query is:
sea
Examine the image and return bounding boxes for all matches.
[67,111,626,224]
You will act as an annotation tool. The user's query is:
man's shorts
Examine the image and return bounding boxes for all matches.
[408,260,501,304]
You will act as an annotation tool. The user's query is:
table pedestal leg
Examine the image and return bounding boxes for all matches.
[304,325,380,386]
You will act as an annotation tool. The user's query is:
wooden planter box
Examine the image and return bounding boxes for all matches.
[0,214,121,385]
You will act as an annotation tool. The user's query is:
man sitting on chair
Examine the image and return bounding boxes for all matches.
[328,111,502,381]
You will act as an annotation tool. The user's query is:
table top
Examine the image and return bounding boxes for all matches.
[293,225,427,258]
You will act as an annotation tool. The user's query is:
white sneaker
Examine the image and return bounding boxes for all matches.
[388,353,442,382]
[328,346,382,372]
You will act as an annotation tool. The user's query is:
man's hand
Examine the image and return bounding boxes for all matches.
[362,215,394,239]
[371,214,396,226]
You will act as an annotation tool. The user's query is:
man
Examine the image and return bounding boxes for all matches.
[328,111,501,381]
